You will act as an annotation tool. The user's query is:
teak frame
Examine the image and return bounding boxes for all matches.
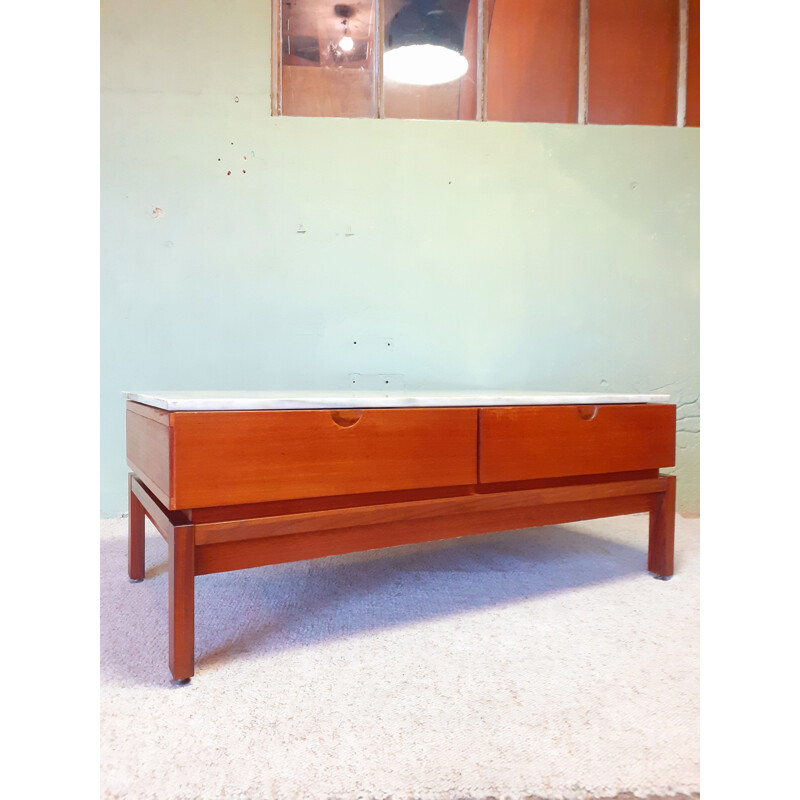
[128,467,676,684]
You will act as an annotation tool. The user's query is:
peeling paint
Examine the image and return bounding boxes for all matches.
[151,207,164,220]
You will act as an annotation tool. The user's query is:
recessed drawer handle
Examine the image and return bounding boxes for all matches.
[330,409,364,428]
[577,405,598,421]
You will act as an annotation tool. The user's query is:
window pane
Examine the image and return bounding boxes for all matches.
[486,0,580,123]
[588,0,679,126]
[383,0,478,120]
[281,0,377,118]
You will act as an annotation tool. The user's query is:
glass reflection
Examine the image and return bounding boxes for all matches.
[281,0,377,118]
[383,0,477,120]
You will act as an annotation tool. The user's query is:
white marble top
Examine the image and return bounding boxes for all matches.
[124,390,671,411]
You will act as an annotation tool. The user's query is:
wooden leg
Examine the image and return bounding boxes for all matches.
[128,473,145,582]
[648,475,676,578]
[169,523,195,683]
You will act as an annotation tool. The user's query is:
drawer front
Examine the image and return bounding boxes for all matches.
[126,403,172,507]
[172,407,478,508]
[479,404,675,483]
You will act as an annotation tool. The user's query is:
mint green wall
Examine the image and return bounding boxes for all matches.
[100,0,699,516]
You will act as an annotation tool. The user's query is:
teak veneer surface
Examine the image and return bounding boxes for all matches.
[125,405,172,508]
[192,477,667,546]
[193,493,655,576]
[479,404,675,483]
[125,401,676,510]
[186,469,659,524]
[171,407,478,509]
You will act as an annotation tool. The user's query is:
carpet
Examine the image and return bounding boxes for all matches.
[100,513,699,800]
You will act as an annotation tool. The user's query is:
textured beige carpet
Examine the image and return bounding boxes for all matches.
[100,513,699,800]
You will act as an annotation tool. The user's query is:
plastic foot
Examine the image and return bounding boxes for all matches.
[129,578,144,583]
[171,677,191,687]
[652,573,672,581]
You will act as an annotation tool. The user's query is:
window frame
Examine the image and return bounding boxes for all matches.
[271,0,696,127]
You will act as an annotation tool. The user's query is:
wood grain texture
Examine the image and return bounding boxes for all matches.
[588,0,680,126]
[487,0,580,123]
[193,477,667,546]
[169,522,195,682]
[130,475,191,542]
[186,469,659,524]
[685,0,699,127]
[172,407,478,509]
[472,468,660,494]
[128,475,196,681]
[479,404,676,483]
[194,492,654,576]
[126,397,679,682]
[128,472,145,581]
[648,473,676,576]
[126,403,172,508]
[187,484,473,524]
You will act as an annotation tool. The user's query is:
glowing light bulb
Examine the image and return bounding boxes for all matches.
[339,35,354,52]
[383,44,468,86]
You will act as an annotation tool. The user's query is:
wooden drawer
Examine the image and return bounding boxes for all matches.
[126,403,173,508]
[479,404,675,483]
[169,406,478,508]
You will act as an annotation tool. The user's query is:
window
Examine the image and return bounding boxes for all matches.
[272,0,699,126]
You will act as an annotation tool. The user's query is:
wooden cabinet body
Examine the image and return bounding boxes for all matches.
[125,395,677,683]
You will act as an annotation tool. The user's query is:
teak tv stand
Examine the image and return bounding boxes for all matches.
[124,391,677,684]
